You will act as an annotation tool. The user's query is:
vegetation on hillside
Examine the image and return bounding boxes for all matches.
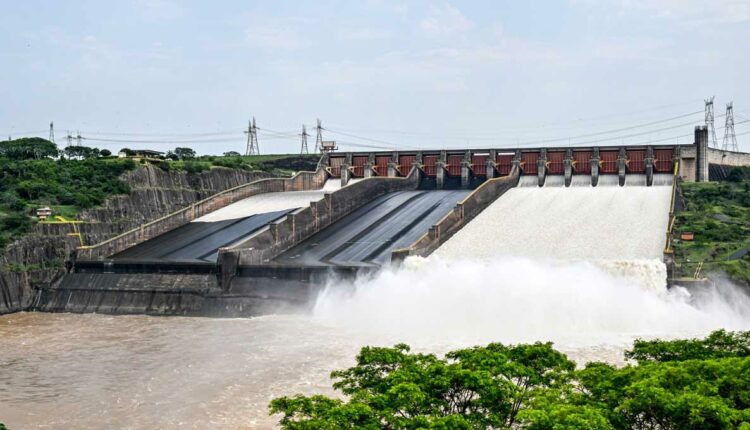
[159,153,318,177]
[0,138,320,249]
[672,166,750,284]
[270,330,750,429]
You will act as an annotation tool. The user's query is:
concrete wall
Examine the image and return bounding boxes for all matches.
[76,167,328,260]
[392,166,520,261]
[707,147,750,167]
[218,167,422,285]
[34,272,315,317]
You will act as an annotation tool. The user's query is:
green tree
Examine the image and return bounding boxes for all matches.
[625,329,750,364]
[100,149,112,157]
[63,145,99,159]
[0,137,58,160]
[270,331,750,430]
[173,147,196,159]
[223,151,241,156]
[271,342,575,429]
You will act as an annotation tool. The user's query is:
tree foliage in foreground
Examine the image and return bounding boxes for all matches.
[270,330,750,429]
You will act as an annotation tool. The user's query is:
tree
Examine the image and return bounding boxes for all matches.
[271,342,575,429]
[63,145,99,159]
[119,148,136,156]
[223,151,241,157]
[100,149,112,157]
[173,147,196,159]
[270,331,750,430]
[625,329,750,364]
[0,138,58,160]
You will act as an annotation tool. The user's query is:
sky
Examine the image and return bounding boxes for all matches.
[1,0,749,154]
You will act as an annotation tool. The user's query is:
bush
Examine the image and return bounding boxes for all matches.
[182,161,210,174]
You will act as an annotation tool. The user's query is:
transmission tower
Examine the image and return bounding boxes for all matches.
[722,102,738,151]
[66,131,73,147]
[48,121,56,144]
[315,118,323,153]
[300,124,309,155]
[244,117,259,156]
[75,130,83,146]
[704,97,718,148]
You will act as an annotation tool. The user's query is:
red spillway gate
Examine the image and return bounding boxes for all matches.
[547,151,565,175]
[599,150,619,174]
[329,157,344,177]
[496,154,513,176]
[654,149,674,172]
[350,156,368,177]
[446,154,463,176]
[422,155,438,176]
[471,154,487,176]
[374,155,390,176]
[521,152,539,175]
[573,151,591,174]
[627,149,646,173]
[398,155,416,176]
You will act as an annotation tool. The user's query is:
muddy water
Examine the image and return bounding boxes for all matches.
[3,261,750,430]
[0,313,352,429]
[0,312,629,430]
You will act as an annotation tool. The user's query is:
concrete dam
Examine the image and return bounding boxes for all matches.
[32,126,748,316]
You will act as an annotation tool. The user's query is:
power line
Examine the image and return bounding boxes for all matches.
[300,124,309,155]
[244,117,260,156]
[722,102,738,152]
[705,96,719,148]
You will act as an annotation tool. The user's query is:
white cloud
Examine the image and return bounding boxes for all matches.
[418,3,473,37]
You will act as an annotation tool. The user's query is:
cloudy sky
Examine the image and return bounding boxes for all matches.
[1,0,749,154]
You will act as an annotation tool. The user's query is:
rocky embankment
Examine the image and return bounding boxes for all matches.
[0,165,273,314]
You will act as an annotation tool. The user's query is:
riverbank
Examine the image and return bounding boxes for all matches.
[672,167,750,286]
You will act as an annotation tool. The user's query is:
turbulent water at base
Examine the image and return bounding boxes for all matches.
[3,176,750,429]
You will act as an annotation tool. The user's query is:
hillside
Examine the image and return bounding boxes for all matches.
[0,137,319,248]
[672,167,750,285]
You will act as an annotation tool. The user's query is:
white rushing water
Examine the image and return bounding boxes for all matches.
[3,176,750,429]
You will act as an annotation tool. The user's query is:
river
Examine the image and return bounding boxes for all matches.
[3,179,750,429]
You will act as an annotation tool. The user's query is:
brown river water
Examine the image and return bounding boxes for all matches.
[3,256,750,429]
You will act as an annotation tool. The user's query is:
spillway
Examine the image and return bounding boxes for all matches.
[435,175,673,262]
[275,190,469,266]
[111,180,346,263]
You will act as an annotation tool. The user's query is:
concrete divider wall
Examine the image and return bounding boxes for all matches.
[218,167,422,284]
[77,166,328,260]
[392,166,520,262]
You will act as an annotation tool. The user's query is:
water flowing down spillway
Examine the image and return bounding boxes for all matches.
[3,174,750,429]
[434,174,674,291]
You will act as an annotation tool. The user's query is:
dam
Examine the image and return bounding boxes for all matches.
[4,127,750,429]
[28,125,750,315]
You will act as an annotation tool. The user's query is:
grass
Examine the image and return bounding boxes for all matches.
[672,175,750,284]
